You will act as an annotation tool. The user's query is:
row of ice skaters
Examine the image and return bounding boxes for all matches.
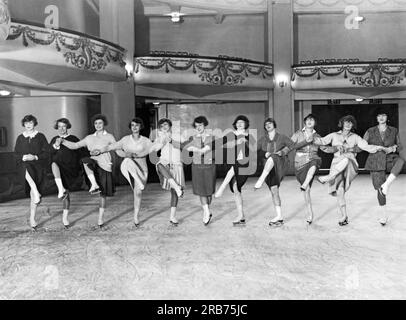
[15,109,404,231]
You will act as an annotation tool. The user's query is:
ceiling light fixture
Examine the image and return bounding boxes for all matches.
[355,98,364,102]
[165,11,185,23]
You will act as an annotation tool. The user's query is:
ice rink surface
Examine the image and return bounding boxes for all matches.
[0,175,405,300]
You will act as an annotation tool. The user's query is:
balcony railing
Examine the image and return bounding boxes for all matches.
[134,51,274,89]
[0,19,127,86]
[292,59,406,90]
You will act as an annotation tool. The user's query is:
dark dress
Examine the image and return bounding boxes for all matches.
[363,125,405,206]
[187,134,216,196]
[258,132,294,188]
[221,132,256,193]
[14,132,49,196]
[364,126,405,189]
[50,135,86,190]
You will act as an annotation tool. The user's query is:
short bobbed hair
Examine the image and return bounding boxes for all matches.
[338,115,357,131]
[232,115,250,130]
[91,114,108,126]
[193,116,209,127]
[128,117,144,130]
[21,114,38,127]
[303,113,317,125]
[264,117,277,130]
[54,118,72,130]
[158,118,172,128]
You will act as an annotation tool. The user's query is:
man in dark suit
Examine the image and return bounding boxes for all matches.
[363,108,405,226]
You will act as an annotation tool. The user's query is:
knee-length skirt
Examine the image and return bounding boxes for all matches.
[295,158,322,187]
[81,157,115,197]
[120,158,148,191]
[192,163,216,196]
[156,162,185,191]
[19,162,46,196]
[328,157,358,196]
[265,155,289,189]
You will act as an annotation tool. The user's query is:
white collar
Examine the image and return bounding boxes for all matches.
[234,130,248,136]
[302,127,316,134]
[59,133,70,139]
[338,130,353,136]
[196,132,210,138]
[23,130,39,138]
[93,130,108,136]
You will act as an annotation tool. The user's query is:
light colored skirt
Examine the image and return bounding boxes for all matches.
[328,157,358,196]
[120,158,148,191]
[156,162,185,191]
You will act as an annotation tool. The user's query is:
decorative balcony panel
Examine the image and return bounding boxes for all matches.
[292,59,406,91]
[0,20,127,86]
[134,52,274,90]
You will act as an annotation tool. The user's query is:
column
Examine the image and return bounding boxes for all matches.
[272,0,294,136]
[99,0,135,184]
[272,0,294,173]
[99,0,135,140]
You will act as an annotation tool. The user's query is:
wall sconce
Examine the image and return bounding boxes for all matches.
[125,64,134,80]
[276,74,289,88]
[0,89,11,96]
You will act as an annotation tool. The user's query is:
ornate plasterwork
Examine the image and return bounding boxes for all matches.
[134,53,273,86]
[0,0,11,41]
[292,60,406,87]
[6,22,126,72]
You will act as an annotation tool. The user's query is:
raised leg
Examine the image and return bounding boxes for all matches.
[157,164,183,197]
[51,162,66,198]
[121,159,146,191]
[318,158,349,184]
[82,163,100,193]
[301,165,317,191]
[214,167,235,198]
[381,156,404,195]
[255,157,274,189]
